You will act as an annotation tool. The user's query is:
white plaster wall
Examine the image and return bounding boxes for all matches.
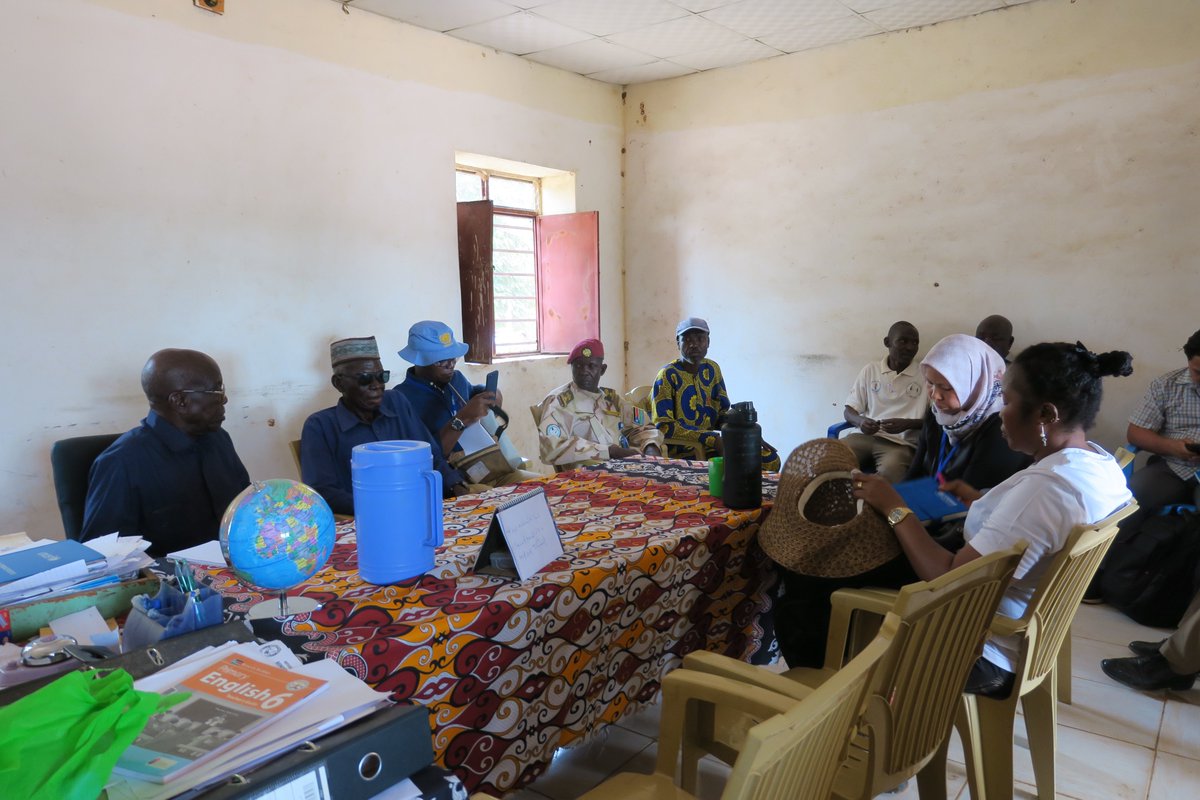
[623,0,1200,461]
[0,0,622,537]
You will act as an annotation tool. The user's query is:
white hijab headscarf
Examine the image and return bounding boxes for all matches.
[920,334,1007,444]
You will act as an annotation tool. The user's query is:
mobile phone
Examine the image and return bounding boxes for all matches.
[1186,442,1200,454]
[485,370,499,394]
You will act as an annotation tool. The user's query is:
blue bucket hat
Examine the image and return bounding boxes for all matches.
[398,320,470,366]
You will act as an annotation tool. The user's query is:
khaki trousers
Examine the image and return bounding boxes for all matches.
[842,433,915,483]
[1163,589,1200,675]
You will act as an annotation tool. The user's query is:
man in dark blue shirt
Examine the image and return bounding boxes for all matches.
[300,336,466,515]
[394,321,538,487]
[81,349,251,557]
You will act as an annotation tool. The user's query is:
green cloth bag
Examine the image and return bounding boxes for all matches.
[0,669,187,800]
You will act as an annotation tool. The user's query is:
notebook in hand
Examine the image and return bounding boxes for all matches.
[893,478,968,524]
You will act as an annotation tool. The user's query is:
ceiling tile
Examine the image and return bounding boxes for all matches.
[759,13,883,52]
[450,11,593,54]
[670,38,783,71]
[865,0,1006,32]
[587,60,697,85]
[666,0,737,11]
[525,38,657,74]
[702,0,854,39]
[607,15,745,59]
[348,0,517,32]
[533,0,689,37]
[839,0,910,12]
[507,0,559,7]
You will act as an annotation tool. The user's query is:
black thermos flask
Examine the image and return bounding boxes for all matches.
[721,401,763,510]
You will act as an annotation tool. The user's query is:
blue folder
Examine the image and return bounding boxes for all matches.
[0,540,104,584]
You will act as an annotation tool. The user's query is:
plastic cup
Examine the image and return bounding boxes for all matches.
[708,457,725,498]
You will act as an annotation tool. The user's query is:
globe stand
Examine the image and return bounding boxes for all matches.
[246,591,321,620]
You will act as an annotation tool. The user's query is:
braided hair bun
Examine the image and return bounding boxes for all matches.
[1073,342,1134,378]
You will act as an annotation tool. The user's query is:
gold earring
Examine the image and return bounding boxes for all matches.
[1039,423,1048,447]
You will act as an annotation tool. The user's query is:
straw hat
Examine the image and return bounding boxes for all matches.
[758,439,900,578]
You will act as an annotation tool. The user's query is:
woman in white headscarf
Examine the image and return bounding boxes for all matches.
[904,334,1029,493]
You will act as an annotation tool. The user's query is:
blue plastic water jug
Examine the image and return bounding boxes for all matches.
[351,440,444,584]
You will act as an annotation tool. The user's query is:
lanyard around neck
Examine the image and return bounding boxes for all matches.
[935,430,959,484]
[416,375,467,416]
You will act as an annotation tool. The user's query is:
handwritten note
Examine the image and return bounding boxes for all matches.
[484,489,563,581]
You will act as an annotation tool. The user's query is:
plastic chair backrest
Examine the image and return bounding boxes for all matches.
[1113,444,1138,479]
[625,385,652,414]
[856,544,1023,782]
[723,628,892,800]
[49,433,122,540]
[1013,502,1136,688]
[289,439,302,478]
[827,421,852,439]
[624,384,709,461]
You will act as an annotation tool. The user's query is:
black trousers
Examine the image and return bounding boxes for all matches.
[775,554,920,669]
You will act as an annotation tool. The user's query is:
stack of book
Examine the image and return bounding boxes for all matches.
[0,532,154,607]
[103,639,391,800]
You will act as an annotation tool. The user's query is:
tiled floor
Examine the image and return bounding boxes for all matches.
[501,604,1200,799]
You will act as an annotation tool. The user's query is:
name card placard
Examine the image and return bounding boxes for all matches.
[474,488,563,581]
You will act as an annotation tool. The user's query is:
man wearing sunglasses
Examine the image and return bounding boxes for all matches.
[300,336,468,514]
[81,348,250,556]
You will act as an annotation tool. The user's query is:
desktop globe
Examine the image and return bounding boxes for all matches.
[219,478,335,619]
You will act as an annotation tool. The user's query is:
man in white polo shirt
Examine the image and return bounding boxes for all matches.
[841,320,928,482]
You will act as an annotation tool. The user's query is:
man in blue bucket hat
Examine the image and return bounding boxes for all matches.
[300,335,470,514]
[395,321,539,488]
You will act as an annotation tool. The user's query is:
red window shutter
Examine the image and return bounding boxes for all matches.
[456,200,494,364]
[535,211,600,354]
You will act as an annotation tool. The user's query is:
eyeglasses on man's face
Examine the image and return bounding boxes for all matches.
[341,370,390,387]
[176,385,226,400]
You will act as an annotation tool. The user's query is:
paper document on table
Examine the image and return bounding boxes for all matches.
[50,605,114,647]
[370,777,423,799]
[0,532,35,553]
[165,540,227,567]
[0,559,89,604]
[457,421,495,456]
[134,640,303,694]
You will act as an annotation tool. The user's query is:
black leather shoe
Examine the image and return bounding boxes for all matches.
[1101,653,1197,691]
[1128,638,1167,657]
[965,657,1016,699]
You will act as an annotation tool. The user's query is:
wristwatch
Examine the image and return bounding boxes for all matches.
[449,416,465,432]
[886,507,914,529]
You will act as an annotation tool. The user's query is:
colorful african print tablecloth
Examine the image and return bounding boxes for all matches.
[202,459,778,794]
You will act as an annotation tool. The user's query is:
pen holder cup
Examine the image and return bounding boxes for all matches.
[123,583,223,652]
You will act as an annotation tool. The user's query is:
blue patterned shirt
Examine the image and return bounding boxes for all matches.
[651,358,730,458]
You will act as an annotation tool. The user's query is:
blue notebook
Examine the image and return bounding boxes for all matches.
[0,540,105,584]
[894,478,969,524]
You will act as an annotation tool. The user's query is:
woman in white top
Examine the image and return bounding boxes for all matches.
[854,341,1134,697]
